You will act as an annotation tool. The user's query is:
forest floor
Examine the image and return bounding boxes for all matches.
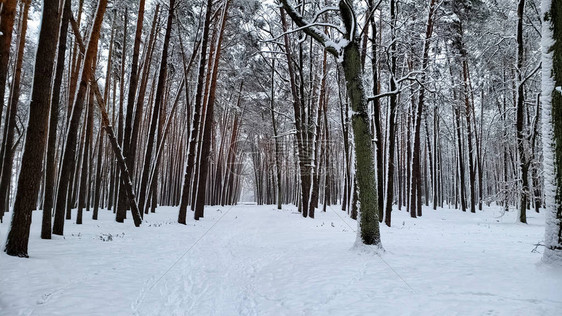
[1,203,561,315]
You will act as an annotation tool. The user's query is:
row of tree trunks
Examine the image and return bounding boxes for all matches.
[138,0,175,218]
[194,0,231,220]
[53,0,109,236]
[178,0,213,224]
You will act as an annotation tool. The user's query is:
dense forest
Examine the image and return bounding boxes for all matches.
[0,0,560,264]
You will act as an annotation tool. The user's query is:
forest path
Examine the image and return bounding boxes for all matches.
[133,205,562,316]
[135,204,387,315]
[1,204,561,315]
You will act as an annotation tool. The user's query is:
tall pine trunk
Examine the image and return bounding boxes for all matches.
[178,0,213,224]
[516,0,529,223]
[138,0,174,216]
[53,0,108,236]
[0,0,17,131]
[4,0,61,257]
[0,0,30,223]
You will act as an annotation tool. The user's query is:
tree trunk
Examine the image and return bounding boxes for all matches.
[77,85,95,224]
[541,0,562,263]
[463,60,476,214]
[367,0,384,221]
[4,0,61,257]
[516,0,528,223]
[0,0,17,131]
[384,0,398,226]
[280,8,311,218]
[53,0,108,236]
[42,0,71,237]
[269,60,282,210]
[0,0,30,224]
[178,0,212,224]
[135,0,172,219]
[123,0,145,173]
[67,14,143,226]
[194,0,231,220]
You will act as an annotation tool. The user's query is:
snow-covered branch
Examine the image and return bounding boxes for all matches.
[278,0,340,57]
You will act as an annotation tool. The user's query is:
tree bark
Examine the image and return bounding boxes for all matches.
[0,0,30,224]
[541,0,562,263]
[0,0,17,132]
[384,0,398,226]
[139,0,174,216]
[68,18,143,226]
[4,0,61,257]
[516,0,529,223]
[178,0,213,224]
[53,0,108,236]
[194,0,231,220]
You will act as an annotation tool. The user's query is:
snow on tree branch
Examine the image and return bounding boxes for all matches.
[277,0,347,57]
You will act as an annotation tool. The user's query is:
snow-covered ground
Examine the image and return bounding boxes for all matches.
[1,204,561,315]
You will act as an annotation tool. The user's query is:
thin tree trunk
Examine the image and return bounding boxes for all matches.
[0,0,30,224]
[123,0,145,174]
[411,0,437,219]
[178,0,213,224]
[53,0,108,236]
[77,84,95,224]
[384,0,398,227]
[194,0,231,220]
[516,0,528,223]
[67,18,143,226]
[0,0,17,132]
[138,0,174,218]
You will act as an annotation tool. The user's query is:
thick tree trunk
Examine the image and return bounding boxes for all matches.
[42,0,71,238]
[541,0,562,263]
[341,38,381,244]
[4,0,61,257]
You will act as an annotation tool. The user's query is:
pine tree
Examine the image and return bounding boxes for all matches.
[4,0,62,257]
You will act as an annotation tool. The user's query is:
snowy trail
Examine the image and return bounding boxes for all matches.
[134,205,562,316]
[1,204,562,315]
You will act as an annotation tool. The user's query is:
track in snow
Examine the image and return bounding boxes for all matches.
[1,204,561,315]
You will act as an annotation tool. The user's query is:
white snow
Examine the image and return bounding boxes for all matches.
[1,204,561,315]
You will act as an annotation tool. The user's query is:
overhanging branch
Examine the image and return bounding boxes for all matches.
[278,0,339,57]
